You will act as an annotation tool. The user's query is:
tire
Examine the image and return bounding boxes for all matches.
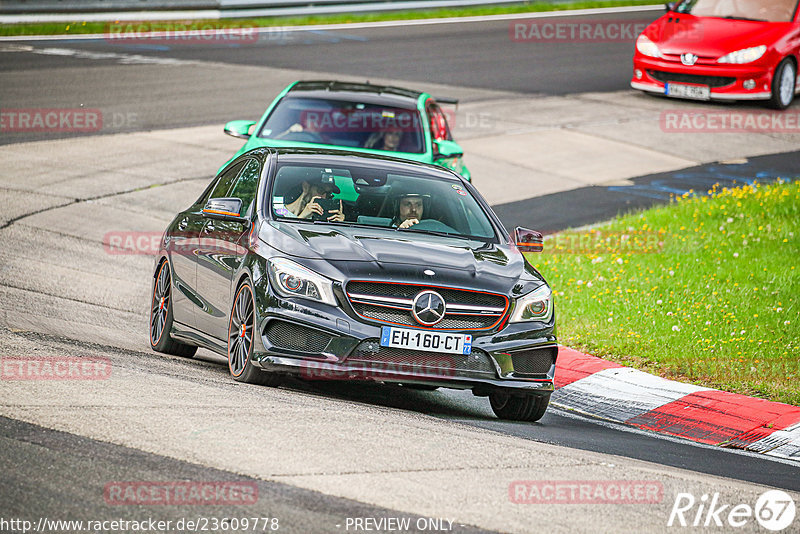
[150,260,197,358]
[228,280,281,386]
[489,392,550,422]
[768,58,796,110]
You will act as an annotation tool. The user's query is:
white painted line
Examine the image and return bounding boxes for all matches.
[747,424,800,459]
[0,5,663,41]
[552,367,711,423]
[19,45,198,65]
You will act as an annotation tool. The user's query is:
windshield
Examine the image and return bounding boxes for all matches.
[676,0,798,22]
[257,97,425,154]
[270,162,497,241]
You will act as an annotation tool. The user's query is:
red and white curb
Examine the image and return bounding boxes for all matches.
[552,347,800,461]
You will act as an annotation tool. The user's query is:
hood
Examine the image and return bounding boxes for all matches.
[646,14,790,57]
[259,220,544,295]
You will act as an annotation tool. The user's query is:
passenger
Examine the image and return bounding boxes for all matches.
[280,177,345,222]
[381,127,403,151]
[365,127,403,151]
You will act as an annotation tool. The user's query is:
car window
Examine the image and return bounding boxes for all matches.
[201,160,246,207]
[227,159,261,216]
[270,162,496,241]
[257,97,425,154]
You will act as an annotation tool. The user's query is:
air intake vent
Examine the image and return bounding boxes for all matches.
[264,321,332,353]
[510,347,556,375]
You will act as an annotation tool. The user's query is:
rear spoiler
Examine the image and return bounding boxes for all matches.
[434,96,459,106]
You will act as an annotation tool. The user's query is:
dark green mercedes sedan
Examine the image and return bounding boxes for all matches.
[150,147,557,421]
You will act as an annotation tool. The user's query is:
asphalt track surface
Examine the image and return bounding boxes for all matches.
[2,8,800,533]
[0,10,657,143]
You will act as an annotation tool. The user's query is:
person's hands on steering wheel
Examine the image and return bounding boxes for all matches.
[398,218,419,229]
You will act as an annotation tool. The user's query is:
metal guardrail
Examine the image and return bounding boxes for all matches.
[0,0,534,14]
[0,0,381,13]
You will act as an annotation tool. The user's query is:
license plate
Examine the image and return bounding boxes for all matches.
[665,82,710,100]
[380,326,472,355]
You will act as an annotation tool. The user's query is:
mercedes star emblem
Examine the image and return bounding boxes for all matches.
[412,290,446,326]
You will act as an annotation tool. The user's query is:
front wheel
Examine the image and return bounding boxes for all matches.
[228,280,280,386]
[768,58,796,110]
[150,260,197,358]
[489,392,550,422]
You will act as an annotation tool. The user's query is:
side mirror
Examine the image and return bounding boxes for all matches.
[433,139,464,159]
[224,120,256,139]
[515,227,543,253]
[665,2,677,11]
[202,198,249,226]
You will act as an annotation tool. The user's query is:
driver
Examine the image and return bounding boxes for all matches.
[274,113,323,141]
[392,193,427,229]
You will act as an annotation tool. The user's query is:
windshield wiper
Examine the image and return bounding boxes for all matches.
[723,15,766,21]
[401,227,492,242]
[310,219,359,228]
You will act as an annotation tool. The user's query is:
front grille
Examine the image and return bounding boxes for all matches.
[510,347,556,375]
[647,70,735,88]
[346,281,508,331]
[348,340,497,379]
[264,320,332,353]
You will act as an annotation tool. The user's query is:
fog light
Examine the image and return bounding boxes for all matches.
[634,69,643,79]
[743,79,756,90]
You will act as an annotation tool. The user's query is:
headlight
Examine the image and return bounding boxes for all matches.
[510,285,553,323]
[636,34,662,58]
[267,258,337,306]
[717,45,766,64]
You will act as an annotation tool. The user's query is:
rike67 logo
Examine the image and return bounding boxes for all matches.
[668,490,796,531]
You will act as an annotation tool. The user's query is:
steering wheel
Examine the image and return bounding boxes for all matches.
[405,219,457,234]
[283,131,323,143]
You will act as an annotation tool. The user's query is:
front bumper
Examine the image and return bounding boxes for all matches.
[250,276,557,395]
[631,55,777,101]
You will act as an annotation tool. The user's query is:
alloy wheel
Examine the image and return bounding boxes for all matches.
[228,283,255,377]
[150,261,171,347]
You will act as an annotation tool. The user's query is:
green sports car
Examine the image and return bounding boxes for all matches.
[223,80,471,181]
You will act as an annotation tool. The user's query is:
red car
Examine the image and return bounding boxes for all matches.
[631,0,800,109]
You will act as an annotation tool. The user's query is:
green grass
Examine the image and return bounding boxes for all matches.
[528,180,800,406]
[0,0,662,37]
